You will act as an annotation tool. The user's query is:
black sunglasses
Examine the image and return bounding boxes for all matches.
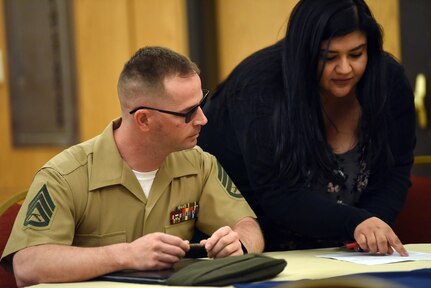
[129,89,210,123]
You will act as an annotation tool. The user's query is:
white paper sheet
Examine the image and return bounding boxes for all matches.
[317,251,431,265]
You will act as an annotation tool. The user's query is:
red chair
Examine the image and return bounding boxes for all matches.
[0,191,27,288]
[394,156,431,244]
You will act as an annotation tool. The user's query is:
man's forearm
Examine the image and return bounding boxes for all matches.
[233,217,265,253]
[13,243,129,287]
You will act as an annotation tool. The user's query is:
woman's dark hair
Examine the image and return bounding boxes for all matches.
[277,0,389,183]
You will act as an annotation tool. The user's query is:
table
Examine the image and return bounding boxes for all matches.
[30,244,431,287]
[268,243,431,281]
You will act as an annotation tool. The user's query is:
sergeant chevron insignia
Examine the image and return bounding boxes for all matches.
[216,161,243,198]
[24,184,56,229]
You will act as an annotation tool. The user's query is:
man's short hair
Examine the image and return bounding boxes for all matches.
[118,46,200,109]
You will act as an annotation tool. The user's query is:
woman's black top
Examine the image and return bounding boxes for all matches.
[197,41,416,251]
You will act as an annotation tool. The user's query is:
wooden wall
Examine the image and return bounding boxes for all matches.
[0,0,399,203]
[74,0,188,141]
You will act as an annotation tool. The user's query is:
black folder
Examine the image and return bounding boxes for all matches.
[96,258,204,284]
[97,269,175,284]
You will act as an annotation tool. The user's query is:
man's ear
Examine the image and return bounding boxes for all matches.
[134,110,151,131]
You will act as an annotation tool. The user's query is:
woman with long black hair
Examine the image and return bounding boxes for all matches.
[198,0,415,254]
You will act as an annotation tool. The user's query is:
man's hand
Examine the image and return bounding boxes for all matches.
[12,232,189,287]
[128,232,189,270]
[354,217,408,256]
[200,226,243,258]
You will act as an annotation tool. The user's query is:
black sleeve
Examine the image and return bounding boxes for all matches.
[356,57,416,226]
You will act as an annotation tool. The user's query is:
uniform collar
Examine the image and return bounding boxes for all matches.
[89,119,141,195]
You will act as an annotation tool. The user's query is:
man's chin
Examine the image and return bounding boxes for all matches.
[181,139,198,151]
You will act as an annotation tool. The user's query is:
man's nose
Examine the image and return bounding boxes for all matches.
[194,106,208,126]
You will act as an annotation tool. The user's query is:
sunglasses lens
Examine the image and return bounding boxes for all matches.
[184,90,209,123]
[185,106,199,123]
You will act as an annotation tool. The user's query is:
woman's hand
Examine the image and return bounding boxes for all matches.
[354,217,408,256]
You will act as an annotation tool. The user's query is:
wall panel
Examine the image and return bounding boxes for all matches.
[73,0,130,141]
[368,0,401,61]
[0,0,62,203]
[216,0,297,79]
[132,0,188,55]
[74,0,189,141]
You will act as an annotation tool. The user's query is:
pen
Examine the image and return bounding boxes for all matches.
[343,242,364,252]
[344,242,359,249]
[189,243,205,250]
